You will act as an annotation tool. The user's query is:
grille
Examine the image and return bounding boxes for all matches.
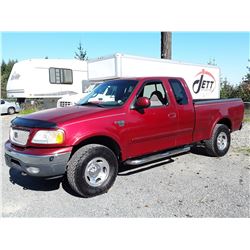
[10,128,30,146]
[59,101,72,107]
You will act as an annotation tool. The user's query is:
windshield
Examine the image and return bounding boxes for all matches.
[84,84,98,93]
[77,79,138,107]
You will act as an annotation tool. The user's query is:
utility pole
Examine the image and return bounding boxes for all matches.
[161,32,172,59]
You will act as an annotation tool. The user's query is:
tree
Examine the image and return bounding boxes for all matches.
[1,59,17,98]
[208,58,217,66]
[236,61,250,102]
[74,42,88,61]
[220,60,250,102]
[161,32,172,59]
[220,78,236,99]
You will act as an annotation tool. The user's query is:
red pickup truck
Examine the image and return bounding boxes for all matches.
[5,77,244,197]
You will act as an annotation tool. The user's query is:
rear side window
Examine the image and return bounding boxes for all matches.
[49,68,73,84]
[169,79,188,105]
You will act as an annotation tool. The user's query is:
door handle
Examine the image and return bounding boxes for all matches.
[168,112,176,118]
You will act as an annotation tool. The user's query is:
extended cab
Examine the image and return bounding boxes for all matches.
[5,77,244,197]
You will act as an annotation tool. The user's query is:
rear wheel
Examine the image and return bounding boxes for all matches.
[204,124,231,157]
[67,144,118,197]
[8,107,15,115]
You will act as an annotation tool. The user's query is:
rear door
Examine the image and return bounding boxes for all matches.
[126,79,178,158]
[168,78,195,146]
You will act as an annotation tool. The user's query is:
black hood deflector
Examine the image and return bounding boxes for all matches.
[11,117,57,129]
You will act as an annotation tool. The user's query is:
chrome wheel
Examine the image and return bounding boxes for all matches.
[217,132,228,151]
[84,157,110,187]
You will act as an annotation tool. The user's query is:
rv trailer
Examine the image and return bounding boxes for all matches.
[7,59,88,99]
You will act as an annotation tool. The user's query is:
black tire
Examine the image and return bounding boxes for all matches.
[204,124,231,157]
[67,144,118,198]
[8,107,15,115]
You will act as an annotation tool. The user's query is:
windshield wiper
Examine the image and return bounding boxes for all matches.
[80,102,104,108]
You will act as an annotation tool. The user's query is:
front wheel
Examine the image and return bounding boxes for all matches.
[204,124,231,157]
[67,144,118,197]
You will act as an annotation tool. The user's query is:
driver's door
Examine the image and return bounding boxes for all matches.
[125,80,178,158]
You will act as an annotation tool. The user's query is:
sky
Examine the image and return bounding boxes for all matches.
[1,32,249,84]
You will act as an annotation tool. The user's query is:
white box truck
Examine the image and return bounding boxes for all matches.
[87,53,220,100]
[57,53,220,107]
[7,59,88,99]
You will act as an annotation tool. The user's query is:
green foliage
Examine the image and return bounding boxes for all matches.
[74,42,88,61]
[1,59,17,98]
[220,78,237,99]
[220,60,250,102]
[19,108,38,115]
[236,82,250,102]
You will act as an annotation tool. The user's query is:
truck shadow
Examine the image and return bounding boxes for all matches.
[118,147,212,176]
[8,168,82,197]
[8,149,209,197]
[190,145,211,157]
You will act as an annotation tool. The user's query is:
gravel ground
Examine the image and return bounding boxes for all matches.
[1,114,249,217]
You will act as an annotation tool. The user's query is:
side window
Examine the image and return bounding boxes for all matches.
[169,79,188,105]
[139,82,168,107]
[49,68,73,84]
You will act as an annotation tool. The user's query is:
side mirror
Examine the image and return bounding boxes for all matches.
[135,97,151,109]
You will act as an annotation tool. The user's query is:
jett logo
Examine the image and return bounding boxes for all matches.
[192,69,216,94]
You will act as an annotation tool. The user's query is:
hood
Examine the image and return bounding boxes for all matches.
[23,105,117,125]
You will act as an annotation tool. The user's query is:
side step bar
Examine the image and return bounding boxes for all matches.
[124,146,190,166]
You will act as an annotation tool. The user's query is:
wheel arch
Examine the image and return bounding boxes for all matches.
[70,135,122,162]
[208,117,232,140]
[216,117,232,131]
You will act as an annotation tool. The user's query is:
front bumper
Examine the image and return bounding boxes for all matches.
[5,141,72,177]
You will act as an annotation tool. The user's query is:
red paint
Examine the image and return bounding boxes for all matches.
[7,77,244,161]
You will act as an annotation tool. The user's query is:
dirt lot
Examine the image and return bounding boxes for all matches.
[1,114,249,217]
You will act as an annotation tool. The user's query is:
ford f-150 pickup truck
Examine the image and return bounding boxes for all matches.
[5,77,244,197]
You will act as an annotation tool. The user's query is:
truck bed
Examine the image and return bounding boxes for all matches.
[192,98,244,142]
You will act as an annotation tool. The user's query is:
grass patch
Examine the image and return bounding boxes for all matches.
[244,117,250,123]
[244,108,250,122]
[19,109,38,115]
[236,147,250,155]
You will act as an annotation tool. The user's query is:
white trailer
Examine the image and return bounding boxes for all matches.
[7,59,88,99]
[88,53,220,99]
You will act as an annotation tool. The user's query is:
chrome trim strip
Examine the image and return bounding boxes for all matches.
[7,89,25,93]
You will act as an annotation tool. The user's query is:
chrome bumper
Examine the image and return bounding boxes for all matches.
[5,147,71,177]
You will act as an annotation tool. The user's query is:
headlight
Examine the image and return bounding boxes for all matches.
[31,130,65,144]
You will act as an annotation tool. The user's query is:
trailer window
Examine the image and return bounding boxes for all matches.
[49,68,73,84]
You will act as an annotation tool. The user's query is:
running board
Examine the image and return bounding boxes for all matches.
[124,146,190,166]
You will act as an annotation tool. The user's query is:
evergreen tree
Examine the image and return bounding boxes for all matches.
[74,42,88,61]
[1,59,17,98]
[236,61,250,102]
[220,78,236,99]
